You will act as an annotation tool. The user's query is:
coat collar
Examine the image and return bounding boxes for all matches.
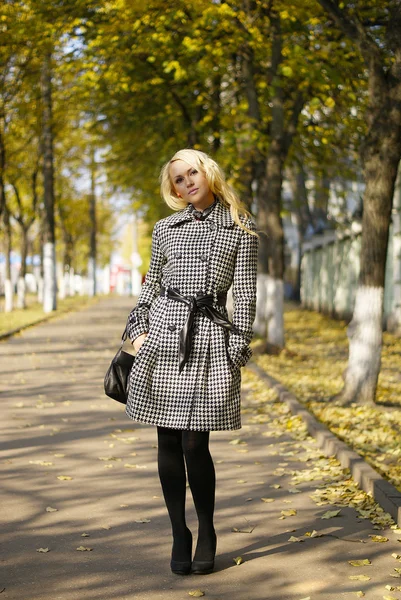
[167,197,234,228]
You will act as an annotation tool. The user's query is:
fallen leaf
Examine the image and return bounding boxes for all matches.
[36,548,50,553]
[392,553,401,560]
[348,559,371,567]
[383,596,397,600]
[233,556,243,565]
[385,586,395,591]
[281,509,297,517]
[288,536,303,542]
[76,546,92,551]
[288,488,301,494]
[135,518,151,523]
[45,507,58,512]
[304,530,319,538]
[321,509,341,519]
[81,533,90,537]
[270,484,281,489]
[349,575,371,581]
[261,498,275,503]
[369,535,389,542]
[236,480,247,483]
[229,439,247,445]
[101,526,111,530]
[29,460,53,466]
[57,476,72,481]
[188,591,205,598]
[355,593,365,598]
[53,454,65,458]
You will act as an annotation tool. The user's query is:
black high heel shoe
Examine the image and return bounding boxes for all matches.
[170,529,192,576]
[191,531,217,575]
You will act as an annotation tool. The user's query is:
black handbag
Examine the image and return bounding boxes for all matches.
[104,326,135,404]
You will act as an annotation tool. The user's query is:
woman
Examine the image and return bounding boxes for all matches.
[126,148,258,576]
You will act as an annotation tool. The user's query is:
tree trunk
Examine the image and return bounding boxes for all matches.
[338,107,401,404]
[3,204,13,313]
[88,146,97,296]
[388,165,401,334]
[41,52,57,313]
[289,163,314,301]
[0,129,5,219]
[17,227,28,309]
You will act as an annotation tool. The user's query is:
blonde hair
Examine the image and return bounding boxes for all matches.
[159,148,258,236]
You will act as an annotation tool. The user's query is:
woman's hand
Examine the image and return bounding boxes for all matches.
[133,332,148,354]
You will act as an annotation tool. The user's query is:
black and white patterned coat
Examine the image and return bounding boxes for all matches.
[125,199,258,431]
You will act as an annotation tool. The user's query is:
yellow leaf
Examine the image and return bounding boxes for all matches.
[281,509,297,517]
[36,548,50,553]
[288,536,303,542]
[383,596,397,600]
[233,556,243,565]
[57,476,72,481]
[355,593,365,598]
[261,498,274,503]
[81,533,90,537]
[76,546,92,551]
[321,509,341,519]
[370,535,389,542]
[188,591,205,597]
[348,559,371,567]
[349,575,371,581]
[45,507,58,512]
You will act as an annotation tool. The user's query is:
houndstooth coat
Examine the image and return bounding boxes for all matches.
[125,198,258,431]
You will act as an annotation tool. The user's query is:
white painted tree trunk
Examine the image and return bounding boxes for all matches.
[69,268,75,296]
[43,242,57,313]
[57,263,66,300]
[388,172,401,334]
[254,274,285,347]
[266,275,285,347]
[17,277,26,309]
[4,279,13,313]
[37,276,44,303]
[87,257,95,297]
[340,286,383,404]
[254,273,268,337]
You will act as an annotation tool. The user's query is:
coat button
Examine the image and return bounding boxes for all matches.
[175,251,182,259]
[168,324,177,332]
[208,221,216,231]
[193,326,199,335]
[199,254,207,262]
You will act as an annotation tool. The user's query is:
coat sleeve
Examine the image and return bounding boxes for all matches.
[227,220,259,368]
[126,221,165,342]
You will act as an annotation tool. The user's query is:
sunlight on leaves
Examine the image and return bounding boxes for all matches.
[348,559,371,567]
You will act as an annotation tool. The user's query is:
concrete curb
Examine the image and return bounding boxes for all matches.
[0,316,56,341]
[249,361,401,527]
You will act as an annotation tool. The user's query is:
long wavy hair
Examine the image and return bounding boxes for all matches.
[159,148,258,236]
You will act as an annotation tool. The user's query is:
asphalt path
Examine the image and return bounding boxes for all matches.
[2,296,401,600]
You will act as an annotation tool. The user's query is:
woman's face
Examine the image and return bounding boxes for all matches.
[170,160,215,210]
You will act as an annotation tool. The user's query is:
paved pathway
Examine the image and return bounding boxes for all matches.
[2,297,401,600]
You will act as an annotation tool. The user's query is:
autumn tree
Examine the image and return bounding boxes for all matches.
[317,0,401,404]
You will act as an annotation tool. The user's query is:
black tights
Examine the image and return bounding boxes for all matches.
[157,426,216,562]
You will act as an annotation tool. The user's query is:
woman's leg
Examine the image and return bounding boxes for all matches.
[182,430,216,565]
[156,426,192,567]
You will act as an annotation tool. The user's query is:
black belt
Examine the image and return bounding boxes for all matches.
[160,286,240,373]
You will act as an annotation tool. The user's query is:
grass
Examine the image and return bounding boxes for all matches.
[253,307,401,493]
[0,294,99,336]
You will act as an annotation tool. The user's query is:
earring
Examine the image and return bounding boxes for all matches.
[177,193,181,198]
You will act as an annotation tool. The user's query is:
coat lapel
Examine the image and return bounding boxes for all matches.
[167,198,234,228]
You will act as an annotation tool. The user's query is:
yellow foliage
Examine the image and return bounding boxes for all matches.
[253,307,401,494]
